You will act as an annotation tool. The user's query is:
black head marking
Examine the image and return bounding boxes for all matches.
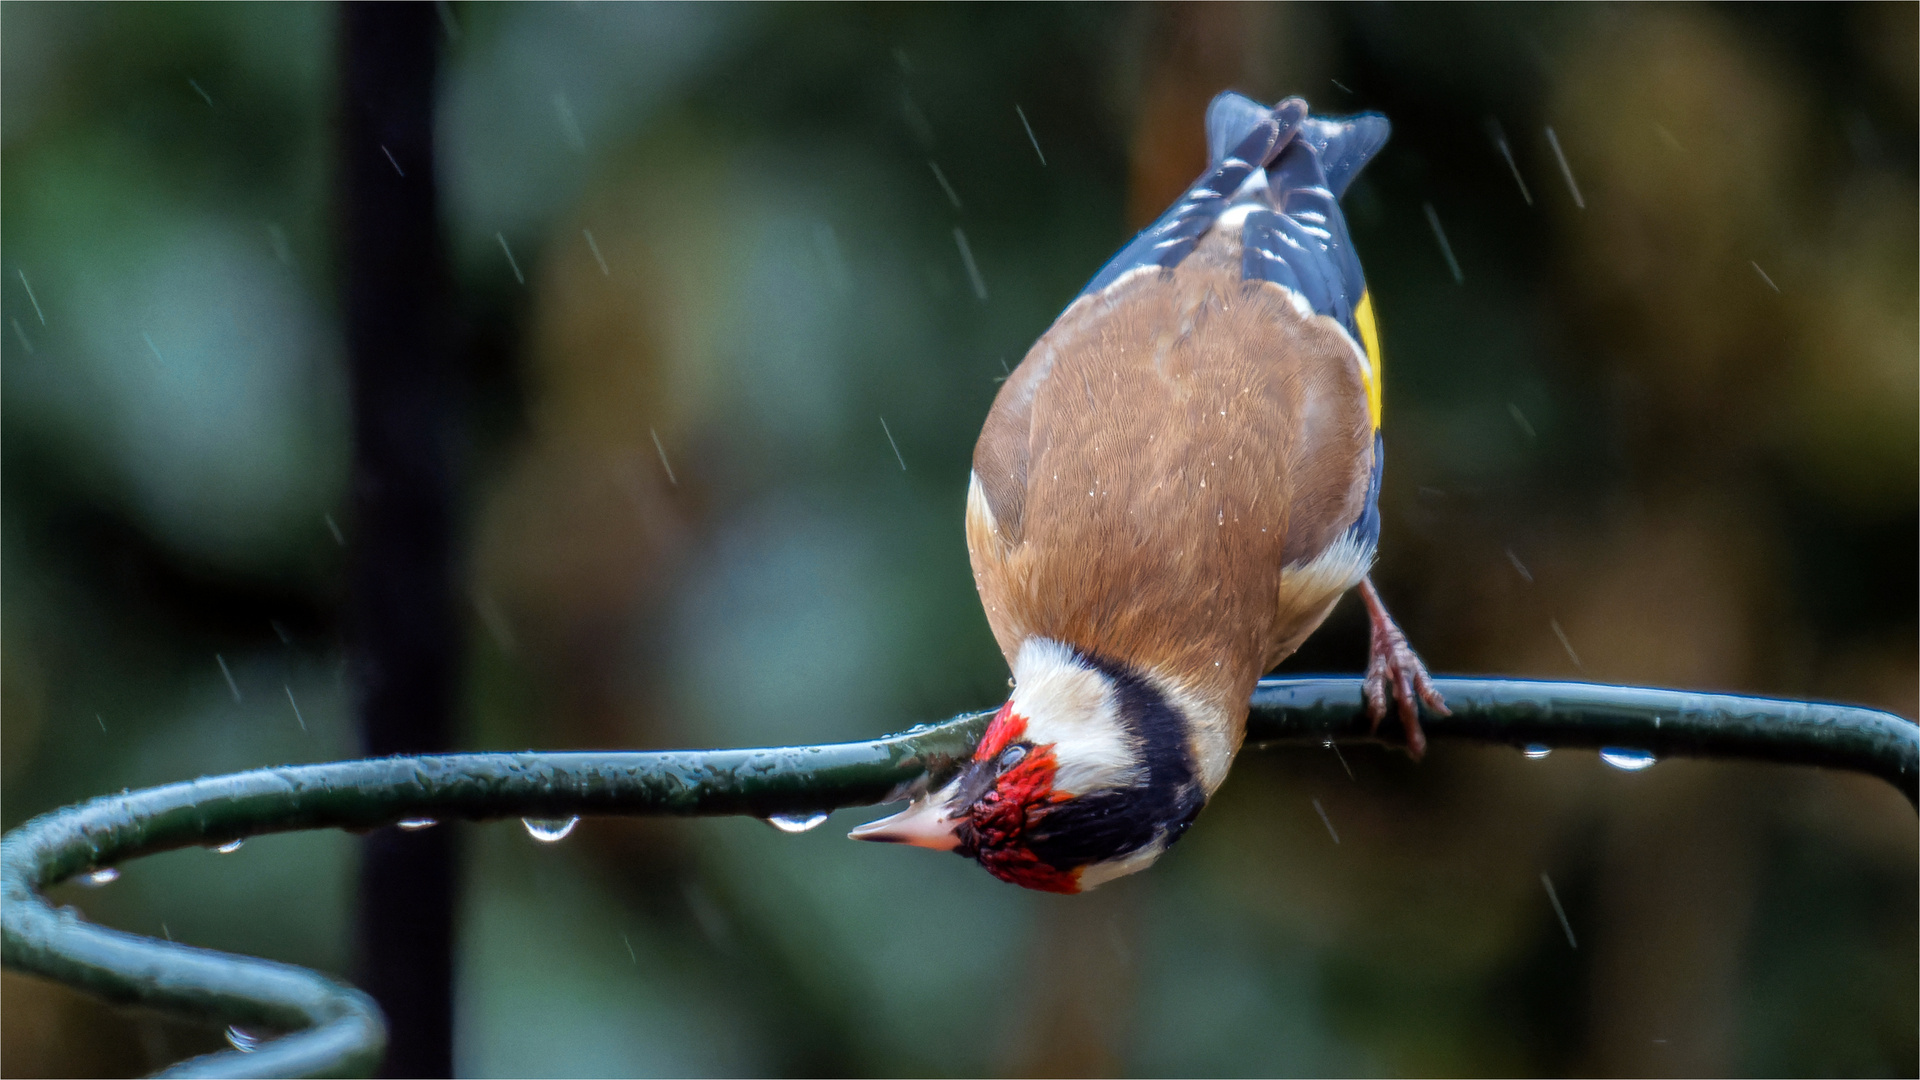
[1022,650,1206,872]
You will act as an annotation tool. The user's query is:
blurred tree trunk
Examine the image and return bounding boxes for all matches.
[1126,2,1301,230]
[339,5,458,1077]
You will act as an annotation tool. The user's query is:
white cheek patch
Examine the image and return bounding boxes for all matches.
[1011,638,1144,796]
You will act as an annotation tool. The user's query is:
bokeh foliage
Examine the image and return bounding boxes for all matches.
[3,3,1914,1076]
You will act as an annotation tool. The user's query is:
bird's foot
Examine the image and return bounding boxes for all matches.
[1359,577,1449,759]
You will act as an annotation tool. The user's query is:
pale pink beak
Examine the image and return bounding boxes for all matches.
[848,798,961,851]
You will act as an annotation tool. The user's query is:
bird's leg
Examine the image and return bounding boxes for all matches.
[1358,577,1449,759]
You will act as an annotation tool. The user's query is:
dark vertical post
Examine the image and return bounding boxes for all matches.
[339,5,457,1077]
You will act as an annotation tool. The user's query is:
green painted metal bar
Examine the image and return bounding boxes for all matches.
[3,678,1913,1077]
[1249,677,1917,799]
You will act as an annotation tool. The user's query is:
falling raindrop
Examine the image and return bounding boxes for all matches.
[1550,618,1583,669]
[880,417,907,471]
[397,818,438,831]
[764,812,829,834]
[952,227,988,300]
[1485,117,1533,206]
[522,816,579,842]
[1523,744,1552,759]
[1505,548,1534,583]
[1541,872,1578,949]
[17,269,46,325]
[583,229,609,275]
[216,839,245,854]
[216,654,243,703]
[496,232,525,285]
[553,92,586,153]
[225,1026,265,1053]
[1323,737,1354,781]
[927,160,963,210]
[1507,402,1537,439]
[1310,798,1340,845]
[1545,126,1585,209]
[284,685,306,732]
[267,223,294,266]
[81,868,120,887]
[1599,747,1657,772]
[1422,202,1464,284]
[1014,104,1047,166]
[649,427,677,486]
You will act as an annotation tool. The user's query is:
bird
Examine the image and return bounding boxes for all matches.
[851,93,1447,893]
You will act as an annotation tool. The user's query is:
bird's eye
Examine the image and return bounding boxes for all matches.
[997,744,1027,770]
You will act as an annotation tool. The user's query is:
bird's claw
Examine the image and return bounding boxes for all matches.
[1359,579,1448,760]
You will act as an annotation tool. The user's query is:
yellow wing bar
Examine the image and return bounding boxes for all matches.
[1354,290,1383,431]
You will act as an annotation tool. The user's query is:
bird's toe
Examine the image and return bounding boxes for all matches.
[1366,633,1445,759]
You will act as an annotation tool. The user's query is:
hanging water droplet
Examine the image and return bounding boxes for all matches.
[216,839,245,854]
[81,868,120,887]
[225,1026,265,1052]
[764,812,829,834]
[522,816,579,842]
[1523,744,1552,759]
[397,818,437,831]
[1599,747,1657,771]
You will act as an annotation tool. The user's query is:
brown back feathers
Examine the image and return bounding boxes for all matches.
[967,232,1374,724]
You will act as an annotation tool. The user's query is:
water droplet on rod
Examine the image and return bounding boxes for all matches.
[1599,747,1656,771]
[216,839,245,854]
[1523,744,1552,759]
[81,868,120,887]
[764,812,829,834]
[522,816,579,842]
[397,818,437,831]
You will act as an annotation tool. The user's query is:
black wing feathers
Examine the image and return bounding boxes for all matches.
[1081,99,1305,296]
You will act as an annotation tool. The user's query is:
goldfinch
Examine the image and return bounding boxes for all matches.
[853,94,1446,892]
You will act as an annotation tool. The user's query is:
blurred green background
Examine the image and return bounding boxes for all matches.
[3,3,1915,1076]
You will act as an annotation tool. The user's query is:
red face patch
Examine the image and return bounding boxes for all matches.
[976,842,1081,893]
[973,700,1027,762]
[957,732,1079,893]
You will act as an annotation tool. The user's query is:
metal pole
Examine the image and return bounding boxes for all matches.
[339,5,456,1076]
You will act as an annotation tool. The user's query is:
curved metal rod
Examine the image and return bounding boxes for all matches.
[3,678,1912,1077]
[1252,677,1917,799]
